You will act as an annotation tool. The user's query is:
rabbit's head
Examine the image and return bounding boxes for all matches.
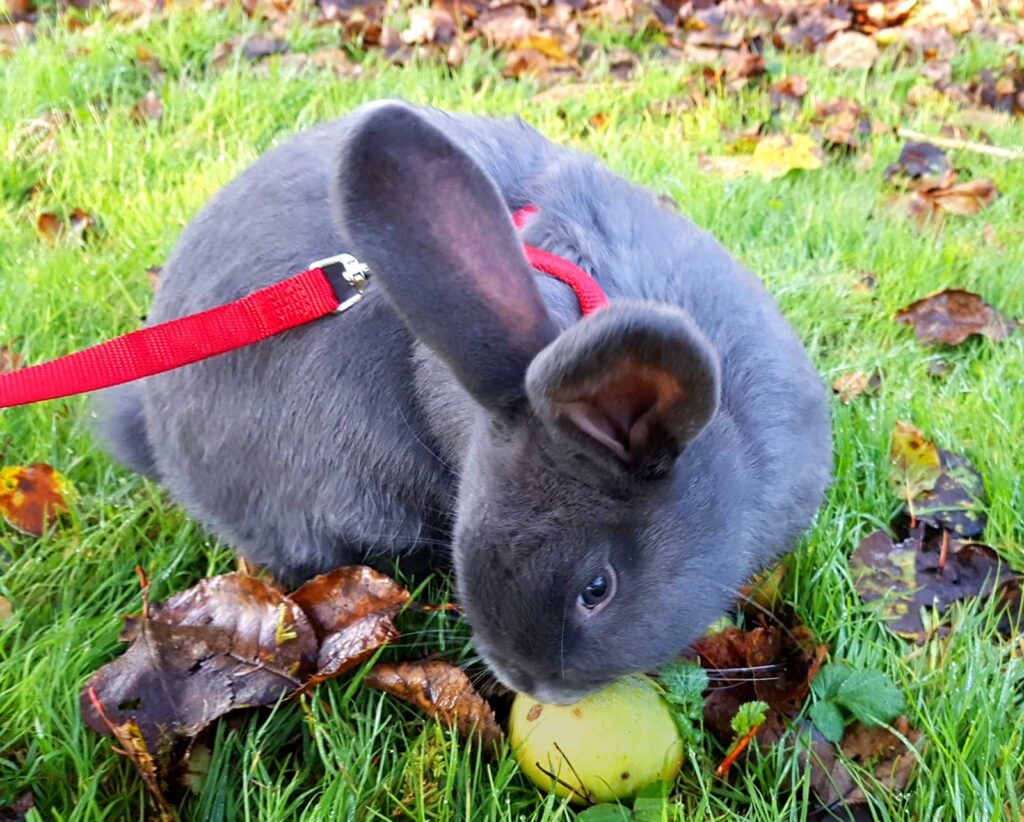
[335,102,747,703]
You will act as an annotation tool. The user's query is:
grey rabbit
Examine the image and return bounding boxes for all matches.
[99,100,831,704]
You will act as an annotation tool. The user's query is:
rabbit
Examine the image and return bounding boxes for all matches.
[98,100,831,704]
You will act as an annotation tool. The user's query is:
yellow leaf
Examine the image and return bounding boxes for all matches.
[889,421,941,519]
[749,134,824,180]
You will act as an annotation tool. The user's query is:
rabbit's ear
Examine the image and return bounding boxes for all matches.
[526,303,720,479]
[334,102,558,412]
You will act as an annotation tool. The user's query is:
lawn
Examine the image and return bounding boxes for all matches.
[1,3,1023,820]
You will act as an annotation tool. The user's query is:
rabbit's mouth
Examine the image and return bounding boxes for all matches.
[479,646,611,705]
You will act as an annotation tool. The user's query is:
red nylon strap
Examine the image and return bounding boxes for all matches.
[0,270,339,408]
[0,206,607,409]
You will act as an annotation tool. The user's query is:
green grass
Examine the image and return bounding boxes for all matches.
[1,7,1023,820]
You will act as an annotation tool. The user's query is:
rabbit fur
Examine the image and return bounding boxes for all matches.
[98,101,831,703]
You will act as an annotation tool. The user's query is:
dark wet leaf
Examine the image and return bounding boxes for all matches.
[82,573,317,752]
[290,565,409,683]
[363,659,504,755]
[0,792,34,822]
[242,34,290,59]
[884,141,949,179]
[895,288,1015,345]
[850,529,1017,642]
[0,463,73,536]
[912,449,987,538]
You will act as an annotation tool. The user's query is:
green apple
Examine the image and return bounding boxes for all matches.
[509,675,683,804]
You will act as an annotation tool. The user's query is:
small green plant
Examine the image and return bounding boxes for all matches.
[658,661,708,747]
[809,663,905,743]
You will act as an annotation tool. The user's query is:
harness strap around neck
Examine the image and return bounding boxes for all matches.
[0,206,607,409]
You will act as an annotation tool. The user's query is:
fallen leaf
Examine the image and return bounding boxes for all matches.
[242,34,290,60]
[401,6,456,45]
[132,90,163,122]
[802,715,925,810]
[0,463,73,536]
[700,133,824,181]
[364,659,504,755]
[476,5,536,48]
[885,141,949,179]
[912,449,987,538]
[85,690,176,822]
[907,173,1000,222]
[291,566,409,683]
[895,288,1015,345]
[822,31,879,70]
[750,133,825,179]
[36,212,62,244]
[769,75,809,108]
[0,345,24,373]
[0,597,11,623]
[889,421,941,517]
[82,572,317,753]
[832,371,881,403]
[850,529,1016,642]
[692,612,826,744]
[0,792,35,822]
[814,98,872,150]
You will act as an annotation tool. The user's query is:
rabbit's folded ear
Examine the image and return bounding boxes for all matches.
[333,101,558,412]
[526,303,720,479]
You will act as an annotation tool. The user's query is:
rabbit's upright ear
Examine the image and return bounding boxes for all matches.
[334,102,558,412]
[526,303,721,479]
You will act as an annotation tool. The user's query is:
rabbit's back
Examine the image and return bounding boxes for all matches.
[129,104,828,579]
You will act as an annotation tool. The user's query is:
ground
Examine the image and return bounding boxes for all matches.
[0,4,1023,820]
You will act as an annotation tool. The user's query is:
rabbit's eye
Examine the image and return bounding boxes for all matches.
[577,568,616,611]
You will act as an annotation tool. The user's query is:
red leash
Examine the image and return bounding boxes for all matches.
[0,208,607,409]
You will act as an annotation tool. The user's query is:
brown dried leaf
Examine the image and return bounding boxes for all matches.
[36,212,62,244]
[895,288,1015,345]
[693,613,825,743]
[82,573,317,752]
[823,31,879,70]
[850,529,1016,642]
[476,5,536,48]
[0,597,12,623]
[132,90,164,122]
[401,6,456,45]
[0,345,24,373]
[831,370,881,403]
[803,715,925,809]
[0,463,73,536]
[364,659,504,755]
[769,75,809,108]
[290,566,409,682]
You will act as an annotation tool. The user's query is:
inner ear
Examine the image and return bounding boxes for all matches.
[555,363,684,464]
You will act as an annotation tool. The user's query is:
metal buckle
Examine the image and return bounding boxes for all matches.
[310,253,371,314]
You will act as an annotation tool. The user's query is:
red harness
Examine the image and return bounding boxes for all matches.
[0,207,607,408]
